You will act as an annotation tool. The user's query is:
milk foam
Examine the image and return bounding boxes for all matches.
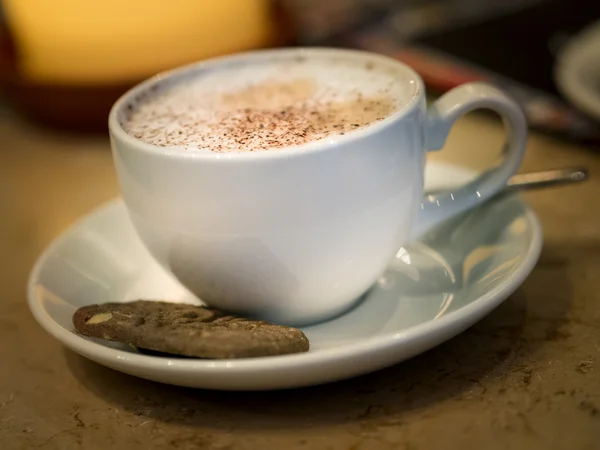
[122,55,406,152]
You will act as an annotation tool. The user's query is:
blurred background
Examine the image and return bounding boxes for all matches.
[0,0,599,143]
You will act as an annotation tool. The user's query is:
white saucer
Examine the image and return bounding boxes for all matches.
[28,162,542,391]
[555,19,600,121]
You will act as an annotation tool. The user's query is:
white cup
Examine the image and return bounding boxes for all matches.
[109,48,527,325]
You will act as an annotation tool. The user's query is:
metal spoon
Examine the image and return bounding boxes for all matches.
[425,167,589,200]
[505,167,589,192]
[426,167,588,198]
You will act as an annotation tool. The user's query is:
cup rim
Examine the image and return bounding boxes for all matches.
[108,47,424,161]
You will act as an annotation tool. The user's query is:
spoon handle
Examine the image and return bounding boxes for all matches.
[506,167,589,192]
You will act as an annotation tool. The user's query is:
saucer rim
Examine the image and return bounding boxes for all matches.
[27,163,543,379]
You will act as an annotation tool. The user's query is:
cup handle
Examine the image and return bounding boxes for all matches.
[413,82,527,239]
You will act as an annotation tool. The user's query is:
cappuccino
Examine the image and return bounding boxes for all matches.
[122,54,405,152]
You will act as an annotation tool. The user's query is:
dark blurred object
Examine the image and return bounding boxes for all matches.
[280,0,395,44]
[283,0,600,144]
[0,0,294,133]
[393,0,600,98]
[282,0,546,44]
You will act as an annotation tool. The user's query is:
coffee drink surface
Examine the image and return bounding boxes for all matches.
[122,54,406,152]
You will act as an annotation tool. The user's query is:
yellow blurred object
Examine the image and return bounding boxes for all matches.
[3,0,275,85]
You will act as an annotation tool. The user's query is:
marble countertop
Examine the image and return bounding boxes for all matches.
[1,104,599,450]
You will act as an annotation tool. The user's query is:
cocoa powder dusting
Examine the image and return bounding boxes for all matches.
[124,73,399,152]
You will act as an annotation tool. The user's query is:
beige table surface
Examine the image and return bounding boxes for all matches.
[1,103,600,450]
